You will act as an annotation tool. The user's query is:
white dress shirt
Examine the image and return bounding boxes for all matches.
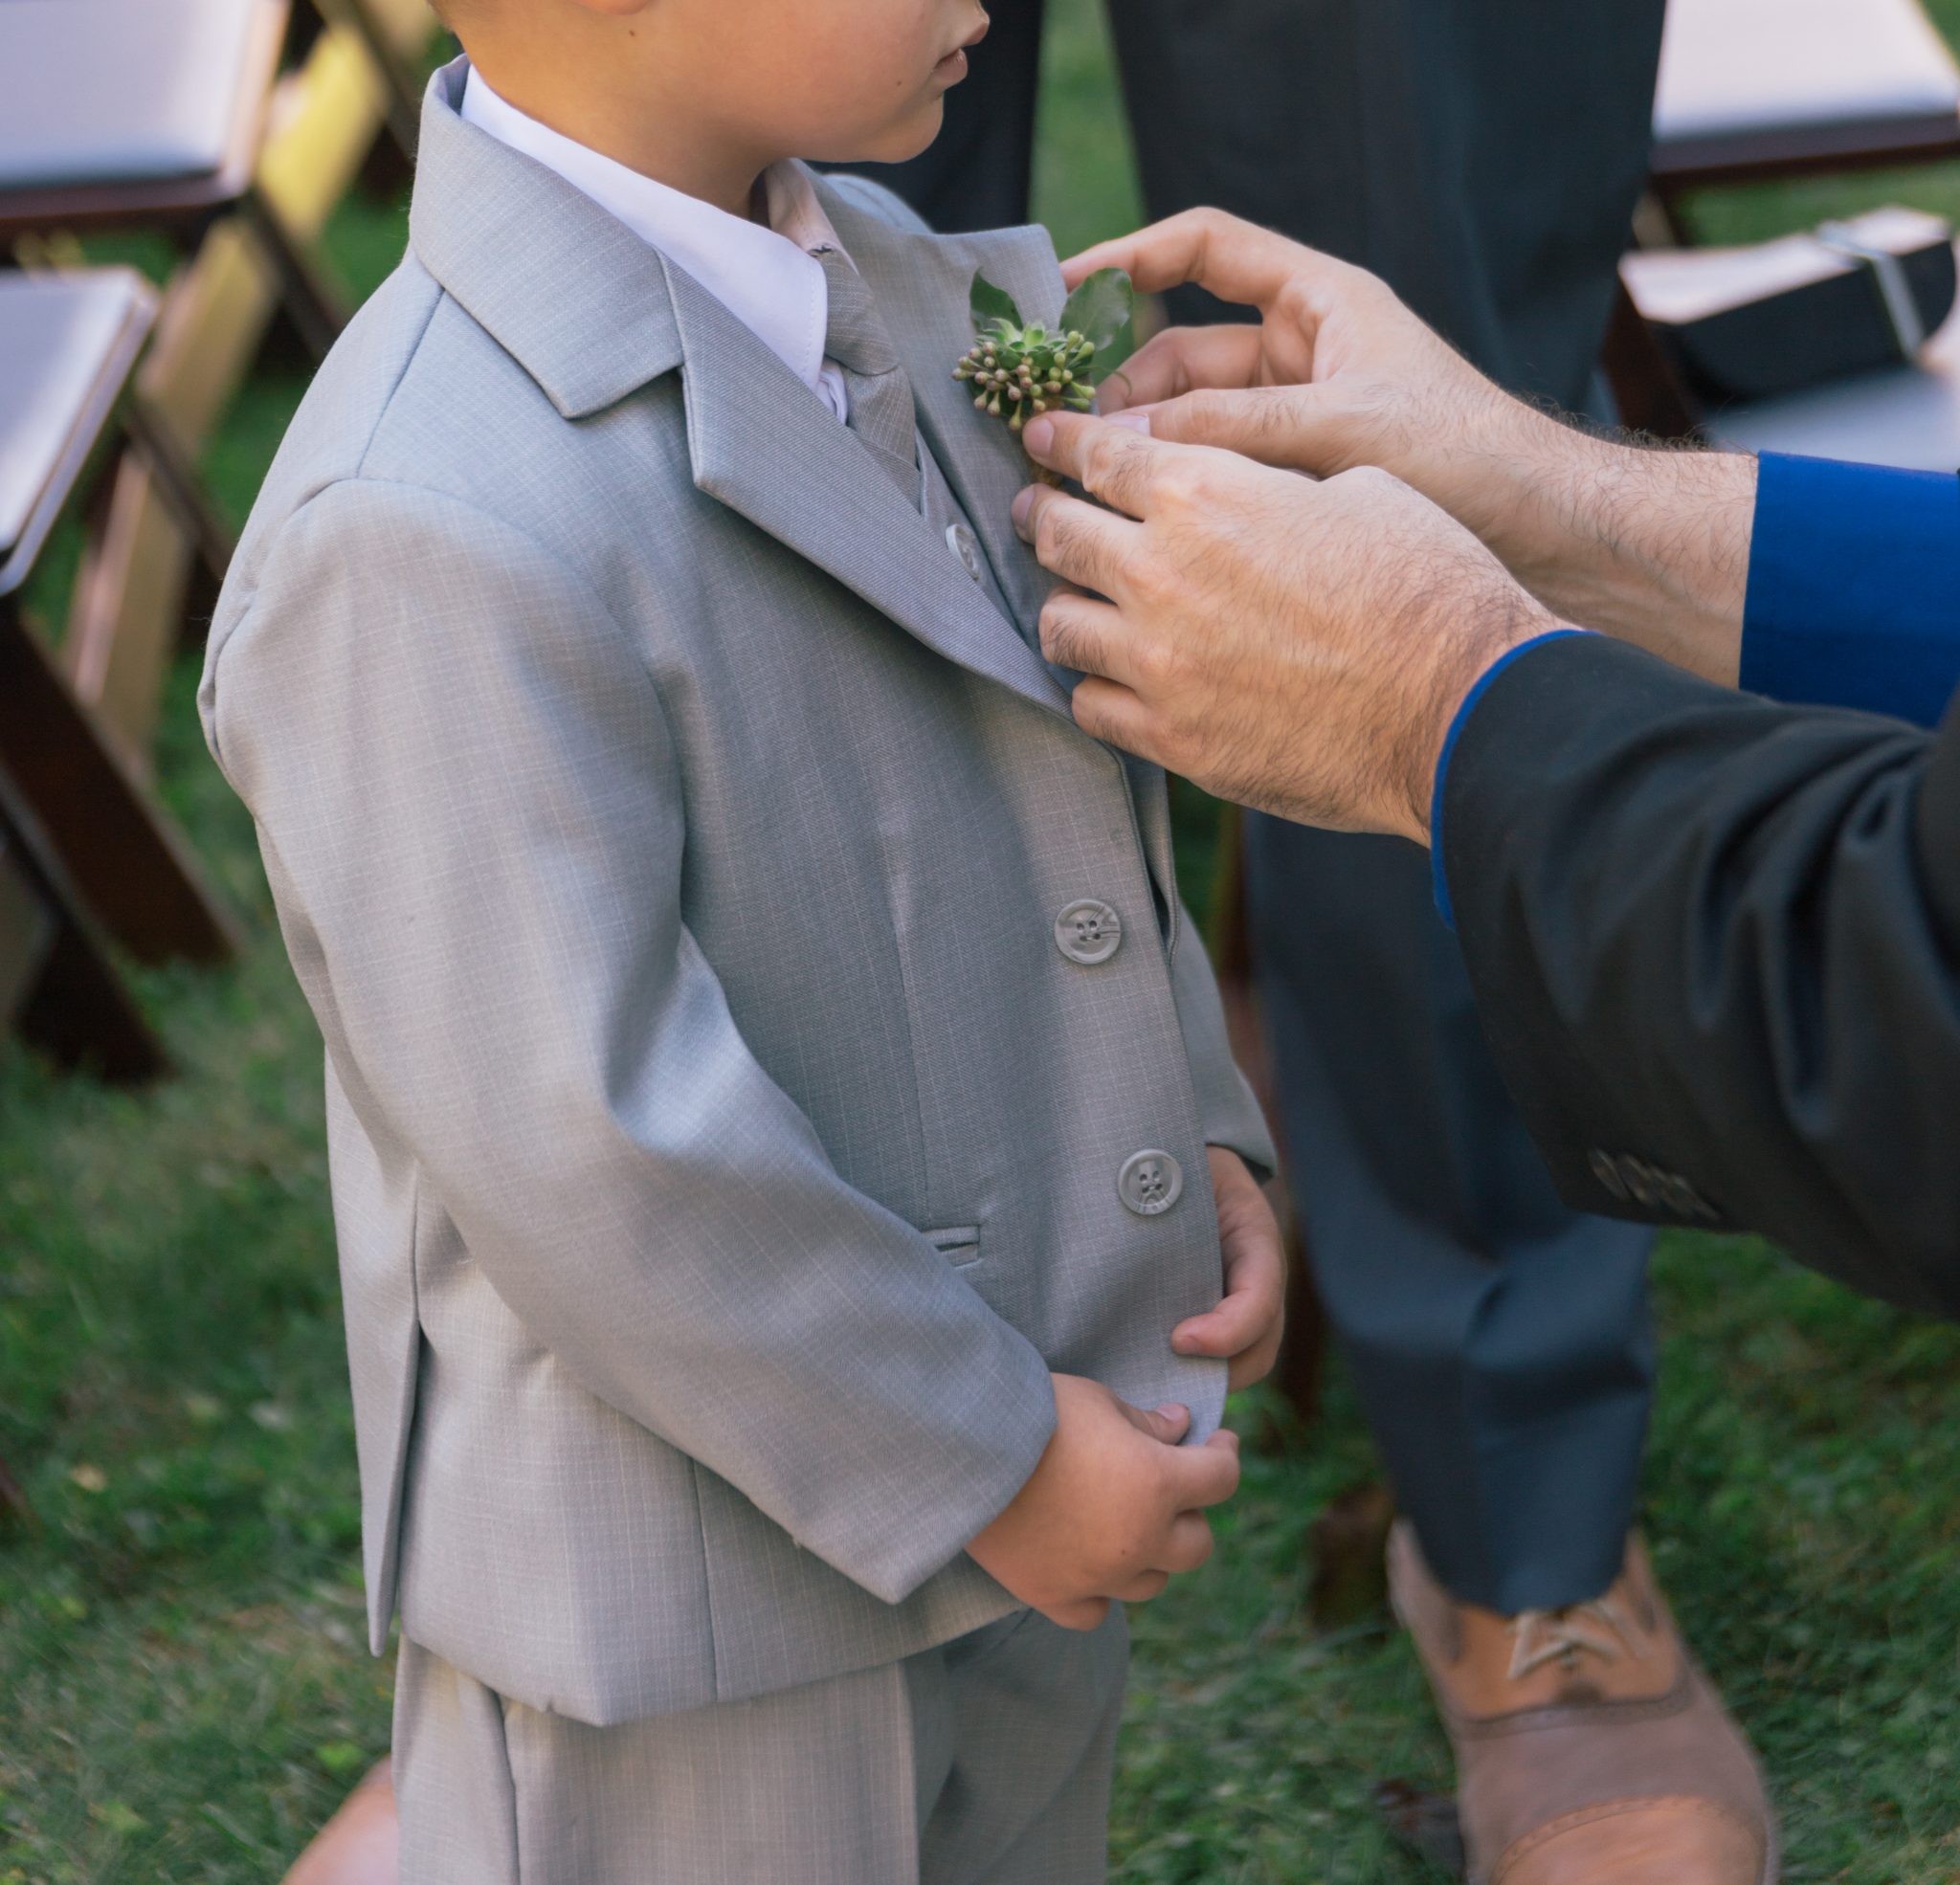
[461,69,853,423]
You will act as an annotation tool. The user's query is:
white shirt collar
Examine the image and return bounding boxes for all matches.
[460,67,845,403]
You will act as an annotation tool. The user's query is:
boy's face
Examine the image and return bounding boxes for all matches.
[681,0,991,166]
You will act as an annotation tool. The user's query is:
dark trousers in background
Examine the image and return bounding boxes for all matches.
[865,0,1668,1614]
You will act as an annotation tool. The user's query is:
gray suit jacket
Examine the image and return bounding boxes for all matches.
[200,61,1272,1726]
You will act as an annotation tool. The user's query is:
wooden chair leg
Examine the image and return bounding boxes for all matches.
[308,0,426,166]
[1647,181,1696,248]
[1600,279,1703,441]
[239,185,347,363]
[0,765,167,1085]
[0,604,240,967]
[122,396,236,607]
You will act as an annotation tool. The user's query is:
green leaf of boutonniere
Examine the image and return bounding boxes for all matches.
[1057,268,1134,356]
[969,272,1023,332]
[952,266,1137,450]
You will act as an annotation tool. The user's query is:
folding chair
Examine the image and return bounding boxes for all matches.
[0,268,237,1073]
[1614,0,1960,460]
[0,274,171,1509]
[1608,269,1960,466]
[0,0,345,361]
[1652,0,1960,197]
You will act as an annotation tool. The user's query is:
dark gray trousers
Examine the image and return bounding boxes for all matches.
[864,0,1668,1613]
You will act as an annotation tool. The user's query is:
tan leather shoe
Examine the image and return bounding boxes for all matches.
[1389,1526,1777,1885]
[282,1760,399,1885]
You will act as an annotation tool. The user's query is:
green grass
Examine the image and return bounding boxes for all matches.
[5,5,1960,1879]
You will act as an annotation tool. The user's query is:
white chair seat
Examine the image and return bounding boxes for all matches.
[0,0,265,188]
[1706,245,1960,470]
[0,270,152,560]
[1655,0,1960,158]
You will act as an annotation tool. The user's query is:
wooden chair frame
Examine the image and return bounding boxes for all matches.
[0,761,166,1086]
[300,0,430,166]
[1601,278,1705,443]
[0,0,345,360]
[0,278,239,978]
[1622,81,1960,436]
[1653,112,1960,200]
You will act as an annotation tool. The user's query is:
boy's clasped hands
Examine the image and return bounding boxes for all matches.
[968,1147,1285,1630]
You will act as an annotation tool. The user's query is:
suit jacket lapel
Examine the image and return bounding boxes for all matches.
[413,82,1074,721]
[816,190,1187,923]
[410,60,687,418]
[820,186,1063,644]
[665,255,1074,721]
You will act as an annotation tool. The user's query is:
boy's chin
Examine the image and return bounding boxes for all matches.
[842,97,947,169]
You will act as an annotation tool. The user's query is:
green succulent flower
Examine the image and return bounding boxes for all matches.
[953,267,1135,449]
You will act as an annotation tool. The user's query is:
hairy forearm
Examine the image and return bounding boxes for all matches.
[1497,421,1757,684]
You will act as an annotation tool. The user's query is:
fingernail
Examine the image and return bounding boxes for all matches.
[1106,410,1151,435]
[1154,1402,1190,1424]
[1011,486,1035,536]
[1023,413,1056,457]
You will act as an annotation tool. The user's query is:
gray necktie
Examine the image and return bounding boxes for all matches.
[816,246,921,506]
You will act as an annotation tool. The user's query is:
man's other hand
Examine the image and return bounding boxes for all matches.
[966,1374,1240,1631]
[1012,412,1554,840]
[1173,1149,1285,1390]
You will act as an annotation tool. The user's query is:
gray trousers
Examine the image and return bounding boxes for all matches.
[862,0,1667,1613]
[393,1608,1128,1885]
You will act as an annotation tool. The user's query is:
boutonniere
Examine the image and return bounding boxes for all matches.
[954,267,1135,469]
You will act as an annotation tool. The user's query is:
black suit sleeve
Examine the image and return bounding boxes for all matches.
[1441,632,1960,1315]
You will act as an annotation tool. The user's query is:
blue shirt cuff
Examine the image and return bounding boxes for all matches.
[1743,453,1960,729]
[1430,630,1592,928]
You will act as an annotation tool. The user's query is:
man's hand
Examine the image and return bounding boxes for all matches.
[1076,211,1538,543]
[967,1374,1240,1630]
[1070,210,1755,682]
[1011,411,1555,839]
[1173,1149,1284,1390]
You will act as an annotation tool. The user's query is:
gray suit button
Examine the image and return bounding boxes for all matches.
[1118,1150,1183,1216]
[946,521,984,581]
[1055,898,1123,965]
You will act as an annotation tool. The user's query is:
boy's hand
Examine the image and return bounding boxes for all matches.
[966,1373,1240,1631]
[1172,1148,1286,1390]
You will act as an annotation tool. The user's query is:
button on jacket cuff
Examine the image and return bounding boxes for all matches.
[1743,453,1960,729]
[1431,631,1592,927]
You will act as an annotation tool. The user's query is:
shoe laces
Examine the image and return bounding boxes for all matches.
[1505,1597,1646,1682]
